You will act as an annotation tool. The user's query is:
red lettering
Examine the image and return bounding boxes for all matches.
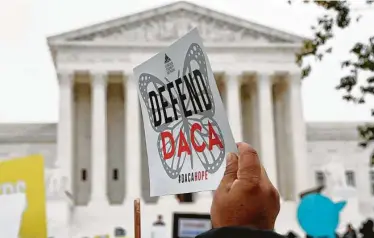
[178,129,192,157]
[191,123,206,152]
[161,122,223,160]
[208,121,223,150]
[205,171,208,180]
[195,172,198,181]
[161,131,175,160]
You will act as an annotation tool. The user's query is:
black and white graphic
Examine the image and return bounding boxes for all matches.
[134,28,236,196]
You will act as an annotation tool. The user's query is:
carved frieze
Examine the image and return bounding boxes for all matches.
[70,10,286,43]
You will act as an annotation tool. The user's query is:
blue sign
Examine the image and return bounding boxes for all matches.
[297,193,346,238]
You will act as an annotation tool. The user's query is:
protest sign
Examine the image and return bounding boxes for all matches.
[133,28,237,196]
[0,193,27,238]
[0,155,47,238]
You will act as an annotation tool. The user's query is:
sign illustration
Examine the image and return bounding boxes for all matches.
[0,155,47,238]
[297,193,346,238]
[134,28,237,196]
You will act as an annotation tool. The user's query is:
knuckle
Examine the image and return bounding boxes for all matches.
[267,186,280,211]
[224,169,237,178]
[241,147,260,161]
[270,187,280,202]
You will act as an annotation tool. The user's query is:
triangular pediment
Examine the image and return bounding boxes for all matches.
[48,1,306,45]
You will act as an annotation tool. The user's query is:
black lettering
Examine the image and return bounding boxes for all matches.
[167,82,179,121]
[149,91,161,127]
[191,173,194,182]
[179,174,181,183]
[175,78,192,117]
[193,69,212,110]
[158,86,172,124]
[184,73,203,114]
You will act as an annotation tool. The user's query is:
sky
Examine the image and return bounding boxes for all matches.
[0,0,373,123]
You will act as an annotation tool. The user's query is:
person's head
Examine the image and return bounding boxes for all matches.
[286,231,297,238]
[347,224,353,231]
[367,219,374,228]
[157,215,163,221]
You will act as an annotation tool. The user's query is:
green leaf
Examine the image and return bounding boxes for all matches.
[301,65,311,79]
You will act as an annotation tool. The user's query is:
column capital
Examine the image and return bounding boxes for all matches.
[256,71,274,77]
[256,72,274,85]
[57,71,75,87]
[91,72,108,86]
[224,72,243,87]
[224,71,243,77]
[121,72,129,83]
[287,72,302,86]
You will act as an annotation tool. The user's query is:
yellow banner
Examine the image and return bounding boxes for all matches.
[0,155,47,238]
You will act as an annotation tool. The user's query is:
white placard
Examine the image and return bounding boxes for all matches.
[133,28,237,196]
[0,193,27,238]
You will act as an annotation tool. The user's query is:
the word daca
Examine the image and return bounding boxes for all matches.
[179,170,208,184]
[149,69,212,127]
[161,121,223,160]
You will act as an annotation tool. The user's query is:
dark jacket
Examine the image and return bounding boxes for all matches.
[196,227,284,238]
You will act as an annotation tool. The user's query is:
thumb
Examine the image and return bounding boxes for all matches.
[220,153,238,187]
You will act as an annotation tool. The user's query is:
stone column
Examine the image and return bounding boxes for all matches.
[357,161,372,215]
[56,71,74,235]
[257,73,278,188]
[90,72,108,204]
[288,73,309,200]
[125,74,142,201]
[226,72,243,142]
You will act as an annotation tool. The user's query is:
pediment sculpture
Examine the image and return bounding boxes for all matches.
[72,10,283,44]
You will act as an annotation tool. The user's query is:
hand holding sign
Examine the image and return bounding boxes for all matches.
[134,28,237,196]
[210,143,280,230]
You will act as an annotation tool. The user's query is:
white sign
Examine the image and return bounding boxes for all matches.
[178,218,211,238]
[0,193,27,238]
[134,28,237,196]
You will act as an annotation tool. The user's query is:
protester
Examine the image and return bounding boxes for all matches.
[153,215,165,226]
[359,219,374,238]
[197,142,282,238]
[286,231,298,238]
[343,224,357,238]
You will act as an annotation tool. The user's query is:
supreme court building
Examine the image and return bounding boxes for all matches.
[0,1,373,237]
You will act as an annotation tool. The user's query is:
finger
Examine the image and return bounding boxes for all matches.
[236,142,262,186]
[219,152,239,188]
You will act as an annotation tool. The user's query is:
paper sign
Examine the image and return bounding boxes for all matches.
[133,28,237,196]
[0,155,47,238]
[0,193,27,238]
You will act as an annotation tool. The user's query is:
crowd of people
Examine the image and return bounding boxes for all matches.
[286,220,374,238]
